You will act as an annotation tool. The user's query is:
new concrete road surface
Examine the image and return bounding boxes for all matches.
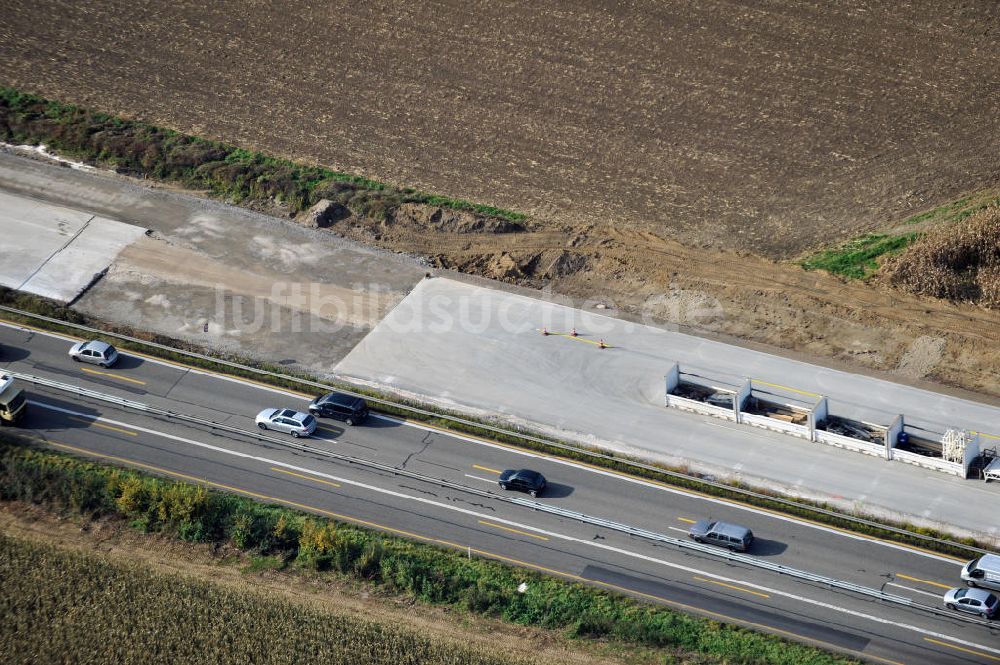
[3,322,1000,665]
[0,150,427,373]
[0,188,146,301]
[335,278,1000,538]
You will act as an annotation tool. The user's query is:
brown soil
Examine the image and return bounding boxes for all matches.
[1,0,997,259]
[0,0,998,397]
[0,503,633,665]
[335,205,1000,398]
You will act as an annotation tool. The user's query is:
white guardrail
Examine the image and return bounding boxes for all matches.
[0,305,992,557]
[7,369,990,626]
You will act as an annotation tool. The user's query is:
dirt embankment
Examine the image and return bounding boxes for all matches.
[0,0,997,396]
[329,202,1000,398]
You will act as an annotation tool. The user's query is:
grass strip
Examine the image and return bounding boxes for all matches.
[801,233,921,279]
[0,286,990,558]
[0,86,525,222]
[0,433,859,665]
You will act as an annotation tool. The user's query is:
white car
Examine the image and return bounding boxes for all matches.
[69,340,120,368]
[255,408,317,438]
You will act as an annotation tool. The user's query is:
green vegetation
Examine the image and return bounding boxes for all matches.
[802,188,1000,280]
[0,532,533,665]
[0,87,526,222]
[0,286,987,558]
[903,192,1000,226]
[0,434,858,665]
[801,233,920,279]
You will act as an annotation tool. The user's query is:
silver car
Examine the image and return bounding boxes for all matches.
[943,587,998,619]
[255,408,317,438]
[69,340,120,368]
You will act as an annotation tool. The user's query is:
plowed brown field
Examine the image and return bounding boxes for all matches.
[1,0,998,397]
[1,0,998,257]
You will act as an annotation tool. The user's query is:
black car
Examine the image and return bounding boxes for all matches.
[498,469,546,497]
[308,392,369,425]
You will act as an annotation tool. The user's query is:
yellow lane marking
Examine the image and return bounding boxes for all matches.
[68,416,138,436]
[693,575,770,598]
[896,573,952,590]
[677,517,696,524]
[80,367,147,386]
[315,425,341,435]
[473,464,502,474]
[408,418,965,563]
[271,467,341,488]
[925,637,1000,662]
[535,329,613,347]
[973,430,1000,441]
[39,437,905,665]
[5,314,961,565]
[478,520,549,541]
[751,379,819,398]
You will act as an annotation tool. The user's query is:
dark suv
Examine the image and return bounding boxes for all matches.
[308,392,369,425]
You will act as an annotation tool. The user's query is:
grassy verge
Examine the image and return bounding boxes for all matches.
[0,86,525,222]
[0,433,858,665]
[801,187,1000,280]
[0,530,535,665]
[800,233,920,279]
[0,285,990,558]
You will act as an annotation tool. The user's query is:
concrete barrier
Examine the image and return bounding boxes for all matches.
[892,449,965,477]
[739,412,811,439]
[814,429,886,457]
[665,393,737,421]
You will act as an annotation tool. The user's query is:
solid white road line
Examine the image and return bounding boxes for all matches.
[0,321,968,563]
[28,399,1000,657]
[884,583,946,600]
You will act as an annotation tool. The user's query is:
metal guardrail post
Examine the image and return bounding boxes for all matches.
[11,370,990,624]
[0,305,993,556]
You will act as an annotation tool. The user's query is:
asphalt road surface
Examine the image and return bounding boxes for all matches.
[2,321,999,665]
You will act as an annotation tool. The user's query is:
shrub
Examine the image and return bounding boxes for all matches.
[0,86,526,222]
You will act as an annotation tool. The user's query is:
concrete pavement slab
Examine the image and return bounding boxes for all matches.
[335,277,1000,536]
[0,189,146,302]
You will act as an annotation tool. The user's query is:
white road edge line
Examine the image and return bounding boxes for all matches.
[0,321,969,564]
[28,400,1000,657]
[884,583,946,600]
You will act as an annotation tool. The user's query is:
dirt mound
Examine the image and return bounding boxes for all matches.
[879,206,1000,308]
[392,203,525,234]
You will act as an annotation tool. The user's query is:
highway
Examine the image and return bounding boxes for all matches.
[2,320,999,665]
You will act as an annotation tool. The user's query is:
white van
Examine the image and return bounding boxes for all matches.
[961,554,1000,591]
